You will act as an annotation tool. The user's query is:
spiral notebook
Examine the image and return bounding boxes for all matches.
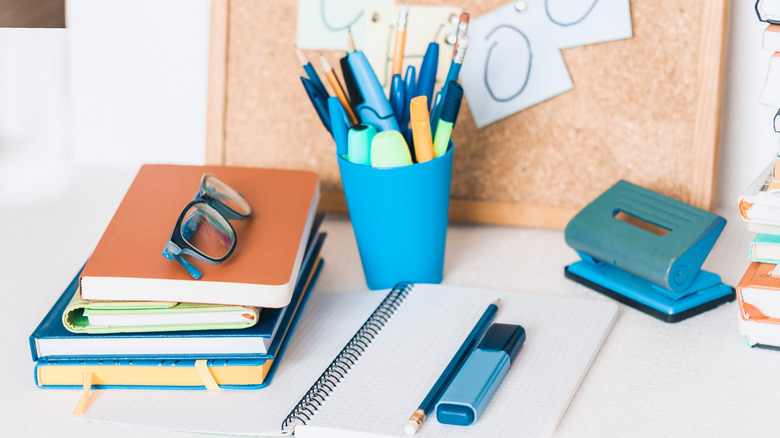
[80,283,618,437]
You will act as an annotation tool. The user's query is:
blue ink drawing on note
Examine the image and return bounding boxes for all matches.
[296,0,394,50]
[459,0,632,128]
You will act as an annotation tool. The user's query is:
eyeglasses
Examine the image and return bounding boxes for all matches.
[162,173,252,279]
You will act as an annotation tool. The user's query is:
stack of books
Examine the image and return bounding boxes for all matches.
[737,158,780,348]
[28,165,324,412]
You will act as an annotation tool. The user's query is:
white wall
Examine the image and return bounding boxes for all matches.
[66,0,211,166]
[0,28,70,166]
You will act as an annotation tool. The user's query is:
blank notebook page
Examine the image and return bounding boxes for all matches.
[296,284,618,438]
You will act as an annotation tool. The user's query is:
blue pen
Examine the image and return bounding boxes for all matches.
[429,91,442,130]
[404,299,500,435]
[328,97,349,156]
[390,74,405,126]
[415,42,439,107]
[300,77,331,134]
[401,65,417,146]
[347,51,400,132]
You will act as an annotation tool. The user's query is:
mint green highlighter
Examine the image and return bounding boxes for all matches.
[564,180,734,323]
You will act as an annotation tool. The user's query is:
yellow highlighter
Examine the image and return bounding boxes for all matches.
[370,131,413,168]
[409,96,434,163]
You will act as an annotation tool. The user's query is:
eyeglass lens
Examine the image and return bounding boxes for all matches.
[180,203,236,260]
[204,175,252,216]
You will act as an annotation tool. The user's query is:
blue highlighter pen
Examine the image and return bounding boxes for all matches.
[435,323,526,426]
[347,51,400,132]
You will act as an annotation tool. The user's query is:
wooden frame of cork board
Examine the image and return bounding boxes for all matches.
[205,0,729,229]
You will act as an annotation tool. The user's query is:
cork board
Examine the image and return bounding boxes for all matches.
[206,0,729,229]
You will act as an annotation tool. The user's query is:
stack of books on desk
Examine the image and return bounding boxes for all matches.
[737,155,780,348]
[735,2,780,349]
[28,165,324,411]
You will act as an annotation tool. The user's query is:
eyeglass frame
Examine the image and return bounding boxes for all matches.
[161,173,252,279]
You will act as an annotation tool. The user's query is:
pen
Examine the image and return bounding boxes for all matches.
[409,96,434,163]
[404,299,500,435]
[390,75,405,127]
[433,81,463,158]
[415,42,439,107]
[300,76,331,134]
[296,45,329,99]
[319,54,360,126]
[401,65,417,146]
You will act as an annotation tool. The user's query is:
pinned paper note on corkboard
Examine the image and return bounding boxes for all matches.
[460,0,632,127]
[206,0,729,230]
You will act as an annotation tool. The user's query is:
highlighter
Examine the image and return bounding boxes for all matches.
[347,124,376,165]
[347,51,401,132]
[369,130,413,168]
[409,96,434,163]
[432,81,463,158]
[435,324,526,426]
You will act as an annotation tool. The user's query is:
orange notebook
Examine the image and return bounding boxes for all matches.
[79,164,320,308]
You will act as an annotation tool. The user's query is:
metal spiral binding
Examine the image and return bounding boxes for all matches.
[281,282,414,432]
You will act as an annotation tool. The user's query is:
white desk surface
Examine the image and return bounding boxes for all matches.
[4,164,780,437]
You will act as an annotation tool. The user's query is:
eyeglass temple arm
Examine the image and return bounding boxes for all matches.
[162,248,203,280]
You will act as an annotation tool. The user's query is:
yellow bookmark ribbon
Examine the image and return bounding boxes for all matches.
[194,360,222,391]
[72,372,94,416]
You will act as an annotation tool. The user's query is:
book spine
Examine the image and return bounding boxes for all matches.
[280,282,414,433]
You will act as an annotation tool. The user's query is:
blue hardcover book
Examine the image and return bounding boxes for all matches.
[29,221,326,361]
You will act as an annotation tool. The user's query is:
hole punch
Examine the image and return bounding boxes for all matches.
[564,180,735,323]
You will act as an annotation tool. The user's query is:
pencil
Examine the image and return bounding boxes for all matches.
[319,53,360,126]
[451,13,470,58]
[404,299,500,435]
[392,4,409,76]
[346,27,356,53]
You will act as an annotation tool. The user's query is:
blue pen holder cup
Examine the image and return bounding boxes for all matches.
[338,144,453,290]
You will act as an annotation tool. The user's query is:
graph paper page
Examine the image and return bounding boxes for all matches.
[297,284,618,438]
